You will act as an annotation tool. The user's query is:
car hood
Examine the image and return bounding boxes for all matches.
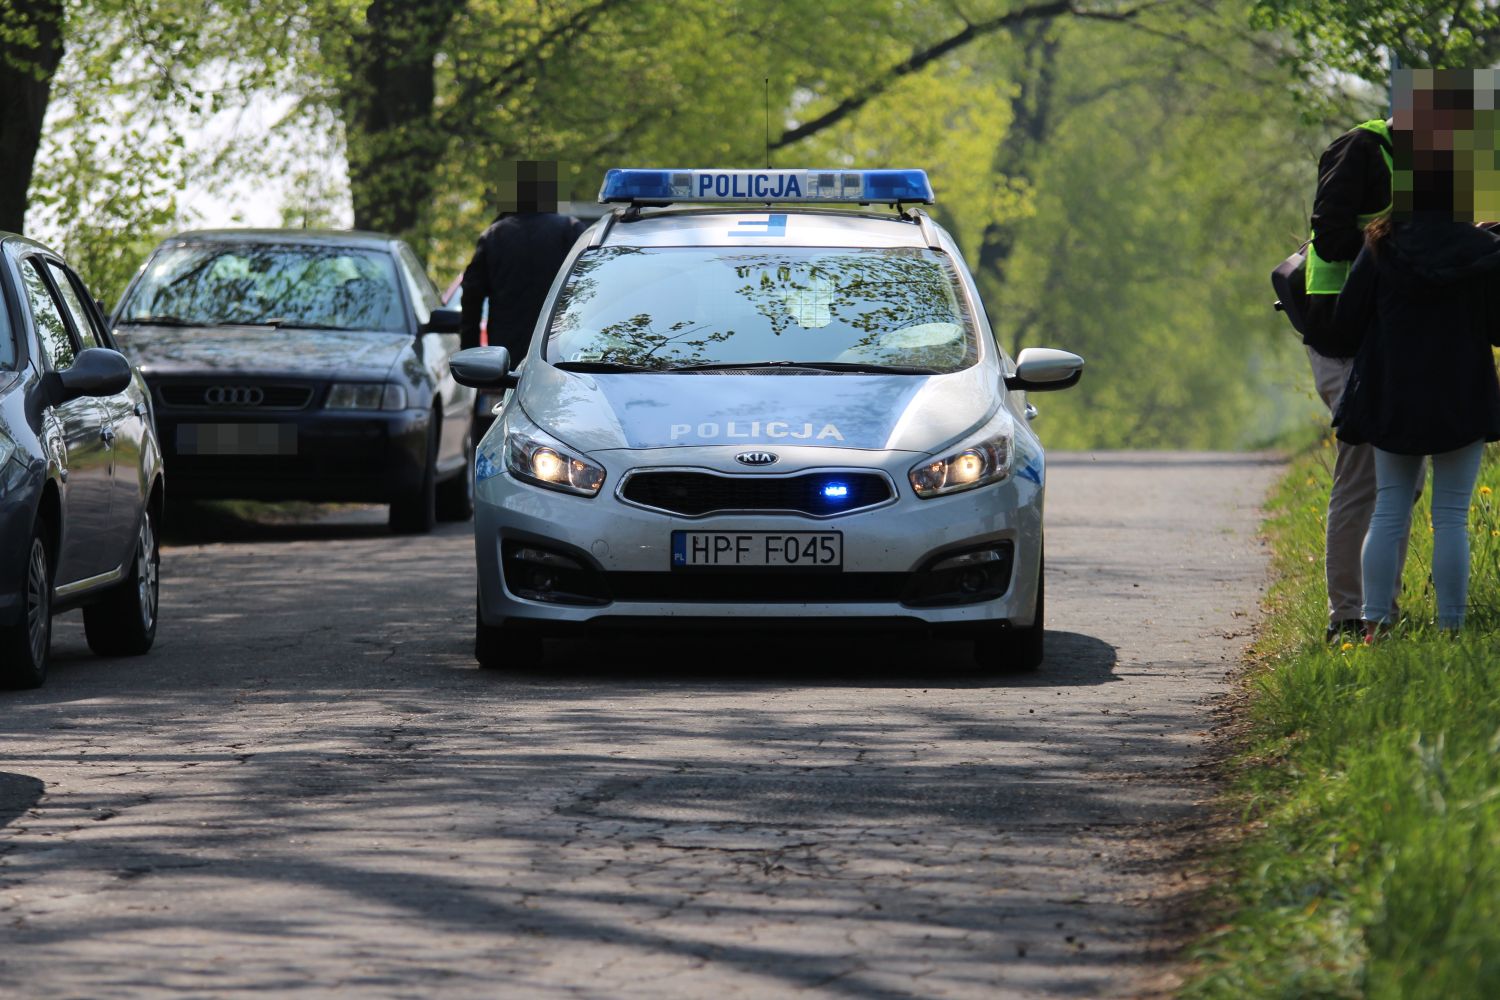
[517,361,1002,453]
[112,325,413,379]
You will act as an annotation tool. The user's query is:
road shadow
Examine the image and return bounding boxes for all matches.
[491,629,1118,689]
[0,771,44,828]
[160,499,416,545]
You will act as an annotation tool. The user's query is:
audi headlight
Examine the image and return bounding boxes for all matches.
[910,428,1013,498]
[503,417,605,497]
[327,383,406,410]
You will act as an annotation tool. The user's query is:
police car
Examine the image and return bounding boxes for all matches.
[450,169,1083,670]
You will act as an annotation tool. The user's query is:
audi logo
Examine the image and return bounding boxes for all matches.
[735,451,778,466]
[205,386,264,407]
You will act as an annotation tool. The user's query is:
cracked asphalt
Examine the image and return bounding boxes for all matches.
[0,451,1280,998]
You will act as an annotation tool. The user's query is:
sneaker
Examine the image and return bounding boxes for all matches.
[1325,619,1363,643]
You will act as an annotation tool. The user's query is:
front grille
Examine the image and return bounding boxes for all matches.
[605,572,908,603]
[621,470,893,517]
[157,382,316,410]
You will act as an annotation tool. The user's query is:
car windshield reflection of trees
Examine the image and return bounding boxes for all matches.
[547,247,976,372]
[121,245,405,332]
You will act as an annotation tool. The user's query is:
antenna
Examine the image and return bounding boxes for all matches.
[765,78,771,169]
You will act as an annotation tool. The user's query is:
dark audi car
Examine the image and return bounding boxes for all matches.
[1,234,164,687]
[111,230,475,532]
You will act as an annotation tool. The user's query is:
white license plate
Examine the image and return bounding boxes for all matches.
[671,531,842,569]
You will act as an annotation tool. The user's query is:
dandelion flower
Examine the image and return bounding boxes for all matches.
[1482,485,1494,497]
[1341,642,1355,651]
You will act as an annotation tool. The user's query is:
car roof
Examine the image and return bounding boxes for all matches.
[598,208,933,250]
[163,228,398,251]
[0,232,63,258]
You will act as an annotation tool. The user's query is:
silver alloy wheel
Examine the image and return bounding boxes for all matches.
[26,537,49,666]
[136,514,158,630]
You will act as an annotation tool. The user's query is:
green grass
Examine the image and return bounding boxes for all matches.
[1182,437,1500,1000]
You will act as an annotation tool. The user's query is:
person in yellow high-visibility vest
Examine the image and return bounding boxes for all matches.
[1304,118,1398,642]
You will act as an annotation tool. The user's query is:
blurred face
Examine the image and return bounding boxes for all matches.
[1392,68,1500,222]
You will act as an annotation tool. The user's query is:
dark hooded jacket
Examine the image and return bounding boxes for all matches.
[1332,219,1500,454]
[460,212,587,355]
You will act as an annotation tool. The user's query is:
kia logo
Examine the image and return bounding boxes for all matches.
[736,451,778,466]
[205,386,264,406]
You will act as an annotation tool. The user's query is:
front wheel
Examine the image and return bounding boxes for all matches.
[0,524,53,689]
[390,413,438,535]
[436,428,474,522]
[974,555,1044,673]
[83,508,160,657]
[476,596,544,669]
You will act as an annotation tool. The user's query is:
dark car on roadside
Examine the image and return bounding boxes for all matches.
[110,230,475,533]
[1,233,165,688]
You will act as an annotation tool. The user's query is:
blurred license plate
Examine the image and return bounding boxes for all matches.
[671,532,842,569]
[177,423,297,456]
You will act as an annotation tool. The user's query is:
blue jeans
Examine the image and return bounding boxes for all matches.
[1362,441,1487,629]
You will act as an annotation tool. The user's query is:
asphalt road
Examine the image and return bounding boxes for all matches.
[1,451,1281,998]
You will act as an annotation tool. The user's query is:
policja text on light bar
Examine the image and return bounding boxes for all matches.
[598,169,935,205]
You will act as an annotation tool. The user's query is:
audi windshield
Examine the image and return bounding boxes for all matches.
[545,247,979,373]
[118,244,407,332]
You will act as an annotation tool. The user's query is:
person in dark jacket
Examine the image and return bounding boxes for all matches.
[460,161,587,356]
[1332,71,1500,635]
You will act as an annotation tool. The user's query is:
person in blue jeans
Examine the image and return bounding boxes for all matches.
[1332,69,1500,637]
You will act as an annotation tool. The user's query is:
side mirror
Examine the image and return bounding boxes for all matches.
[46,348,133,406]
[450,346,516,389]
[421,307,463,334]
[1005,347,1084,392]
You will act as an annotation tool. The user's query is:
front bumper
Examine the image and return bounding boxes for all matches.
[153,408,431,503]
[474,445,1044,633]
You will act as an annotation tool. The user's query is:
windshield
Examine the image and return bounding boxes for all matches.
[119,243,407,332]
[545,247,978,372]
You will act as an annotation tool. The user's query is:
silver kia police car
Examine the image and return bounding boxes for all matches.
[451,169,1083,671]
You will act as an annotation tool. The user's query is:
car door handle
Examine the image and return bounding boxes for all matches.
[100,425,117,445]
[134,402,146,418]
[1024,402,1039,421]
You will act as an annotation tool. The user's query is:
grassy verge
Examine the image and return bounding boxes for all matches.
[1182,439,1500,999]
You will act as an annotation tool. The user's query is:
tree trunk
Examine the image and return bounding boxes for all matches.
[342,0,465,239]
[0,0,65,235]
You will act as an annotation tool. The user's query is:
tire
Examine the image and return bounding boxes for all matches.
[436,428,475,522]
[83,507,160,657]
[390,412,438,535]
[0,523,53,689]
[475,596,544,670]
[974,554,1044,673]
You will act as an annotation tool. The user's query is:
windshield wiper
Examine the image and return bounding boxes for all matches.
[256,318,357,331]
[552,360,660,373]
[667,360,940,375]
[117,315,198,327]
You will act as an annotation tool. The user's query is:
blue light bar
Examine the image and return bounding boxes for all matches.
[823,483,850,499]
[598,169,934,205]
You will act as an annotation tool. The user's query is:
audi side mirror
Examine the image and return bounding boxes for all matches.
[46,348,133,406]
[421,307,463,334]
[450,346,517,389]
[1005,348,1084,393]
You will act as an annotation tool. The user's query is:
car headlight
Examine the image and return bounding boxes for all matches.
[503,416,605,497]
[327,383,406,410]
[909,428,1013,498]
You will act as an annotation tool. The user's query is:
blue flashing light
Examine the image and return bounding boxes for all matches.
[823,482,850,499]
[598,168,934,205]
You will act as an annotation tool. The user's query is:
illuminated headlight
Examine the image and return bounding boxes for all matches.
[327,383,406,410]
[909,430,1012,498]
[503,418,605,497]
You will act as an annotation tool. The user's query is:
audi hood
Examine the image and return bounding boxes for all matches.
[112,325,414,381]
[516,359,1004,454]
